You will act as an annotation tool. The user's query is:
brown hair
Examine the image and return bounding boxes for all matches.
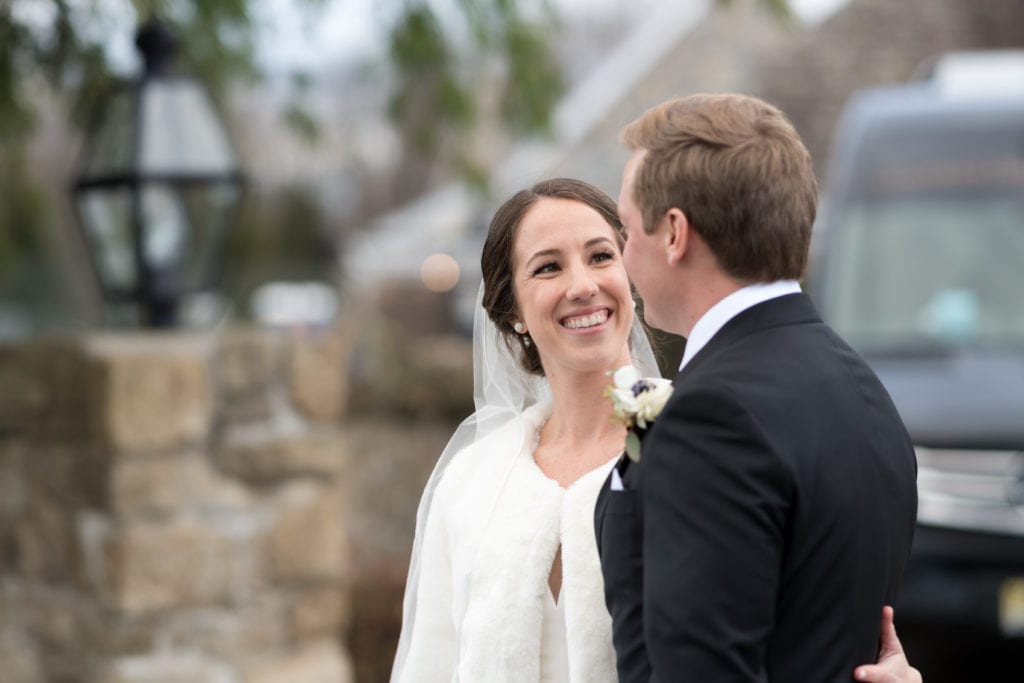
[621,93,818,281]
[480,178,624,376]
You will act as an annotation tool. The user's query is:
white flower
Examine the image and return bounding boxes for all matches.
[633,379,673,429]
[605,365,674,462]
[612,365,641,389]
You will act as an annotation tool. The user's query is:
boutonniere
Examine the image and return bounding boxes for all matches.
[604,365,673,463]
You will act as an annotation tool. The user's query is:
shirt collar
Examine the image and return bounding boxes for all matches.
[678,280,802,372]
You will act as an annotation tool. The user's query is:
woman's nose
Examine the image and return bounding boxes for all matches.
[566,265,599,300]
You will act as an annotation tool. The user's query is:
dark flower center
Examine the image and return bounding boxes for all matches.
[631,380,652,397]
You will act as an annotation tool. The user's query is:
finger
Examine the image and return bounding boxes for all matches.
[854,664,891,682]
[879,605,905,656]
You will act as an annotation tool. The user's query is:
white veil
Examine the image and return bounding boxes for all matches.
[390,283,659,680]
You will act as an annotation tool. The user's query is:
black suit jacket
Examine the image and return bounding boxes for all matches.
[595,293,917,682]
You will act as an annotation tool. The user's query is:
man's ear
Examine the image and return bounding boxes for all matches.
[663,208,689,266]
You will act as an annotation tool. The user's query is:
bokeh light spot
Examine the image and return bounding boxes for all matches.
[420,253,460,292]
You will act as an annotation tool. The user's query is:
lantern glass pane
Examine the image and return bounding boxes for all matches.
[139,80,237,175]
[141,184,187,268]
[179,182,241,291]
[78,189,135,291]
[139,181,241,292]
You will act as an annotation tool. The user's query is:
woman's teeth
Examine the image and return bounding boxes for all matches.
[564,310,609,329]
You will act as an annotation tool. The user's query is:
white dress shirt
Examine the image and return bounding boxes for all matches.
[678,280,802,372]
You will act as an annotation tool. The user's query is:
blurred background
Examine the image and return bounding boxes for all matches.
[1,0,1023,681]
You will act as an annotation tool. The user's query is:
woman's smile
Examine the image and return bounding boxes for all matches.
[561,307,612,332]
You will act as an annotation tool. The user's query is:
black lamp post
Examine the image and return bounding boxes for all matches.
[72,19,244,327]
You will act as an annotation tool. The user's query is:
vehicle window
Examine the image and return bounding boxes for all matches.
[826,190,1024,351]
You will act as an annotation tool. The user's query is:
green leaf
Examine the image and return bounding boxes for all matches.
[625,430,642,463]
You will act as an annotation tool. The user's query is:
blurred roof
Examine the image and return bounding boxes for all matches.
[343,0,1024,300]
[342,1,716,290]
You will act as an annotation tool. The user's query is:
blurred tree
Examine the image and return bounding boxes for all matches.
[0,0,266,144]
[0,150,71,331]
[220,183,339,319]
[386,0,563,194]
[383,0,792,196]
[0,0,792,332]
[0,0,794,180]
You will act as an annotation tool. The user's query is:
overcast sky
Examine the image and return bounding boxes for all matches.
[254,0,850,79]
[54,0,850,85]
[67,0,850,79]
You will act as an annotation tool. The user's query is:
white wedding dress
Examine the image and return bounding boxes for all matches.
[393,401,620,682]
[540,583,570,680]
[391,284,658,682]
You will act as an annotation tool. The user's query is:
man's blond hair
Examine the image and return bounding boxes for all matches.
[622,93,818,282]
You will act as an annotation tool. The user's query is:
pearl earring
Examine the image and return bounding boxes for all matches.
[513,322,525,334]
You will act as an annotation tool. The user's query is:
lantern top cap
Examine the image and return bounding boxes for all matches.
[135,19,177,76]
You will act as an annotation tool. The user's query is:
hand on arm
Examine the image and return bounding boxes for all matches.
[853,606,922,683]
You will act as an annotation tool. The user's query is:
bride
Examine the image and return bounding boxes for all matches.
[390,178,920,682]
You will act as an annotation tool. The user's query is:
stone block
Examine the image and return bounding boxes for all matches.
[4,440,107,582]
[184,455,255,512]
[288,328,353,422]
[86,335,213,455]
[97,652,235,683]
[291,586,350,641]
[0,582,140,676]
[245,639,353,683]
[0,338,91,440]
[216,329,283,422]
[0,439,26,511]
[22,441,108,513]
[13,492,73,582]
[10,443,102,584]
[217,329,281,396]
[102,519,233,613]
[0,441,27,574]
[348,567,407,683]
[350,329,473,419]
[216,430,347,482]
[156,602,287,662]
[73,606,167,658]
[110,455,188,518]
[0,344,50,426]
[0,624,44,683]
[269,484,346,584]
[343,418,454,570]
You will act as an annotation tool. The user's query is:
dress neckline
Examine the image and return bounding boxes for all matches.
[524,415,620,492]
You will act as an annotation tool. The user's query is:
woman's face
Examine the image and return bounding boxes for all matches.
[512,197,634,377]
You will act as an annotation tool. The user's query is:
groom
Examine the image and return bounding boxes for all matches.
[594,93,918,681]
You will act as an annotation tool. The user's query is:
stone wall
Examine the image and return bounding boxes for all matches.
[0,296,475,683]
[0,328,358,683]
[341,284,474,682]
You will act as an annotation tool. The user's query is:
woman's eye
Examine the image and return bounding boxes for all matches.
[592,251,614,263]
[533,262,559,275]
